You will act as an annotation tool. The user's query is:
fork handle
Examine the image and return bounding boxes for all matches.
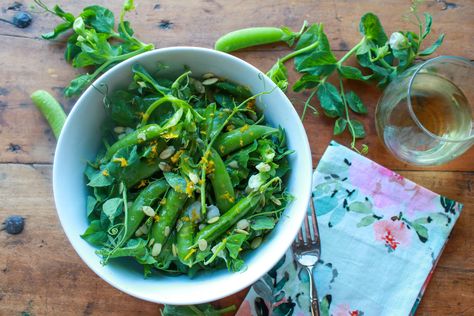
[305,266,320,316]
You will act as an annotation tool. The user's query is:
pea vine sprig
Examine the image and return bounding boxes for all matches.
[215,2,444,153]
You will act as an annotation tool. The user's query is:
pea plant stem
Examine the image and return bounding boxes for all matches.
[339,78,361,153]
[337,37,366,66]
[280,40,320,63]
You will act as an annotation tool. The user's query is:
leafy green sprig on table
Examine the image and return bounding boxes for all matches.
[34,0,154,97]
[224,7,444,153]
[160,303,236,316]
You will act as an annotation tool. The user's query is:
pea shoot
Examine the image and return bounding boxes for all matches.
[34,0,154,97]
[82,63,293,277]
[214,1,444,153]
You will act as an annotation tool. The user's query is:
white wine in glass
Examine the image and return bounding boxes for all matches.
[376,56,473,166]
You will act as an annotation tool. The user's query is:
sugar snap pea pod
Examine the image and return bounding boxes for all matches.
[122,179,168,242]
[177,201,201,266]
[104,108,185,161]
[209,148,235,212]
[155,230,177,270]
[177,219,195,266]
[151,189,188,253]
[104,124,162,161]
[215,27,297,53]
[213,125,278,156]
[215,81,252,99]
[30,90,66,139]
[121,160,161,188]
[194,194,260,244]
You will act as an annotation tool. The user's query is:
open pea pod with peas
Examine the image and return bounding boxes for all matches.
[34,62,293,277]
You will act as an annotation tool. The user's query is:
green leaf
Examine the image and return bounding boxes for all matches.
[266,60,289,92]
[72,17,86,35]
[348,201,372,213]
[294,23,336,78]
[72,52,102,68]
[422,13,433,39]
[333,117,347,135]
[81,220,107,246]
[86,195,97,217]
[64,74,94,97]
[356,41,371,56]
[225,234,247,259]
[41,21,73,40]
[65,35,81,62]
[109,90,137,127]
[102,197,123,221]
[359,13,388,45]
[250,216,275,230]
[337,65,371,81]
[132,64,170,96]
[345,91,367,114]
[357,215,377,227]
[412,223,429,243]
[81,5,115,34]
[52,4,76,22]
[316,82,344,118]
[295,51,337,76]
[292,74,320,92]
[164,172,187,193]
[419,34,445,56]
[88,170,114,187]
[296,23,331,52]
[349,119,366,138]
[161,303,236,316]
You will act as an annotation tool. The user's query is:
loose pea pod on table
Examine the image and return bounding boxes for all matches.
[214,25,307,53]
[79,63,293,277]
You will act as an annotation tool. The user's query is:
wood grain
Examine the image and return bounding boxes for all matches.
[0,0,473,315]
[1,0,473,58]
[1,38,473,169]
[0,165,472,315]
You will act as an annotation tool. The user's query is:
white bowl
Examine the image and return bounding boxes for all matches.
[53,47,312,305]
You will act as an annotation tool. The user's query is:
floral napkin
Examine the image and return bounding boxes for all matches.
[236,141,463,316]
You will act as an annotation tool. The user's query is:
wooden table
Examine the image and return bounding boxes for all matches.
[0,0,472,315]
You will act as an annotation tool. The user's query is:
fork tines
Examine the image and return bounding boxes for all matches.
[295,199,320,245]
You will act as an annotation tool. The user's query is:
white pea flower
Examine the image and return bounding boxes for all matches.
[389,32,407,50]
[247,173,266,191]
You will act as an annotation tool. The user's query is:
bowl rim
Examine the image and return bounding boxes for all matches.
[53,46,312,305]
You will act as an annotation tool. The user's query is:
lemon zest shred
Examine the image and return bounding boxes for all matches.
[171,150,184,164]
[102,169,109,176]
[240,124,249,133]
[185,179,194,197]
[184,248,197,261]
[112,157,128,167]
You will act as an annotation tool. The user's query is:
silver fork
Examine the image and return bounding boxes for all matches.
[292,198,321,316]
